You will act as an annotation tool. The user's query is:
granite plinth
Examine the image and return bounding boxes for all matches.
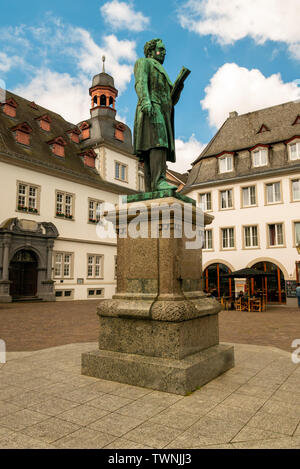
[97,314,219,360]
[81,344,235,396]
[82,196,234,394]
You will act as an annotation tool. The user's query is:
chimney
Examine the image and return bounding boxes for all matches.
[229,111,238,118]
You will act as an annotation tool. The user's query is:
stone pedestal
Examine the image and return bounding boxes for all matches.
[82,190,234,395]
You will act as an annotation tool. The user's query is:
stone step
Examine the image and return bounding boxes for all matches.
[13,296,43,303]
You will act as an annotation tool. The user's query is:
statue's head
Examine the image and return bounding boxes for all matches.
[144,38,166,64]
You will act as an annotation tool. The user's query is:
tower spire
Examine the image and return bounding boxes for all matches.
[90,57,118,117]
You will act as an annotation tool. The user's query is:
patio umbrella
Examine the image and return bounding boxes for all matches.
[221,268,274,278]
[221,268,275,299]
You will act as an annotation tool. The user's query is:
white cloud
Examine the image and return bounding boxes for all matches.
[179,0,300,59]
[9,18,138,124]
[70,30,136,92]
[201,63,300,129]
[0,52,14,72]
[0,25,32,51]
[14,69,90,124]
[288,43,300,61]
[100,0,150,32]
[18,19,138,93]
[0,52,23,73]
[168,135,206,173]
[116,113,127,124]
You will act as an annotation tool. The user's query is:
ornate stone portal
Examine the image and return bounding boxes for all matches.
[82,191,234,395]
[0,218,58,302]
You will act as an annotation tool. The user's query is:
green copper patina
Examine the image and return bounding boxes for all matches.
[123,187,196,205]
[133,38,190,193]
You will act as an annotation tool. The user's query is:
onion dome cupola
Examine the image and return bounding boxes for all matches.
[89,56,118,119]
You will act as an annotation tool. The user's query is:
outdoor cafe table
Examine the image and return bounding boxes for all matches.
[235,297,265,312]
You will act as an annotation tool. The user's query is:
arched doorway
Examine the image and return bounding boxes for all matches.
[203,263,232,298]
[9,250,38,299]
[252,261,286,304]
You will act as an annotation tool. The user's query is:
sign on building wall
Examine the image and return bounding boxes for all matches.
[234,278,247,297]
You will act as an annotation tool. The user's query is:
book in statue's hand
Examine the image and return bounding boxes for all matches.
[171,67,191,99]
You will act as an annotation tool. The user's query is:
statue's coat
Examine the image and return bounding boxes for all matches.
[133,57,176,163]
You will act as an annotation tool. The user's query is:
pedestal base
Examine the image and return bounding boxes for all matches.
[82,195,234,394]
[82,343,234,396]
[0,281,12,303]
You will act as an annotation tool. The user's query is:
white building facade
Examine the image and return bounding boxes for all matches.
[0,69,140,302]
[183,102,300,306]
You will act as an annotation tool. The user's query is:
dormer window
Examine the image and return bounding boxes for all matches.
[292,115,300,126]
[257,124,270,134]
[67,128,80,144]
[29,101,39,110]
[79,149,96,168]
[218,153,234,173]
[115,123,126,142]
[35,114,51,132]
[47,137,67,158]
[286,137,300,161]
[11,122,33,146]
[251,145,268,167]
[79,122,90,140]
[1,98,17,118]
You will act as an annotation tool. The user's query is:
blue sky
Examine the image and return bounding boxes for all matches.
[1,0,300,171]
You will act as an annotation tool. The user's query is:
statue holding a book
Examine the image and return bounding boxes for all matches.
[133,38,190,192]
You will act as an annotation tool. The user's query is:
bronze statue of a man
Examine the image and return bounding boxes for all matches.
[133,38,190,192]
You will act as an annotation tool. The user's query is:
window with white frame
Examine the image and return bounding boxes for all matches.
[199,193,212,211]
[266,182,281,204]
[268,224,284,246]
[88,289,104,298]
[53,252,73,278]
[115,161,127,181]
[218,155,233,173]
[242,186,256,207]
[87,255,103,278]
[244,226,258,248]
[221,228,235,249]
[252,147,268,167]
[220,189,233,209]
[288,141,300,161]
[203,229,213,249]
[295,222,300,246]
[56,191,74,219]
[88,199,102,223]
[292,179,300,201]
[17,182,39,214]
[55,290,74,300]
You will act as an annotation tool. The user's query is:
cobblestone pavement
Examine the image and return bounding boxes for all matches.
[0,301,299,352]
[0,342,300,449]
